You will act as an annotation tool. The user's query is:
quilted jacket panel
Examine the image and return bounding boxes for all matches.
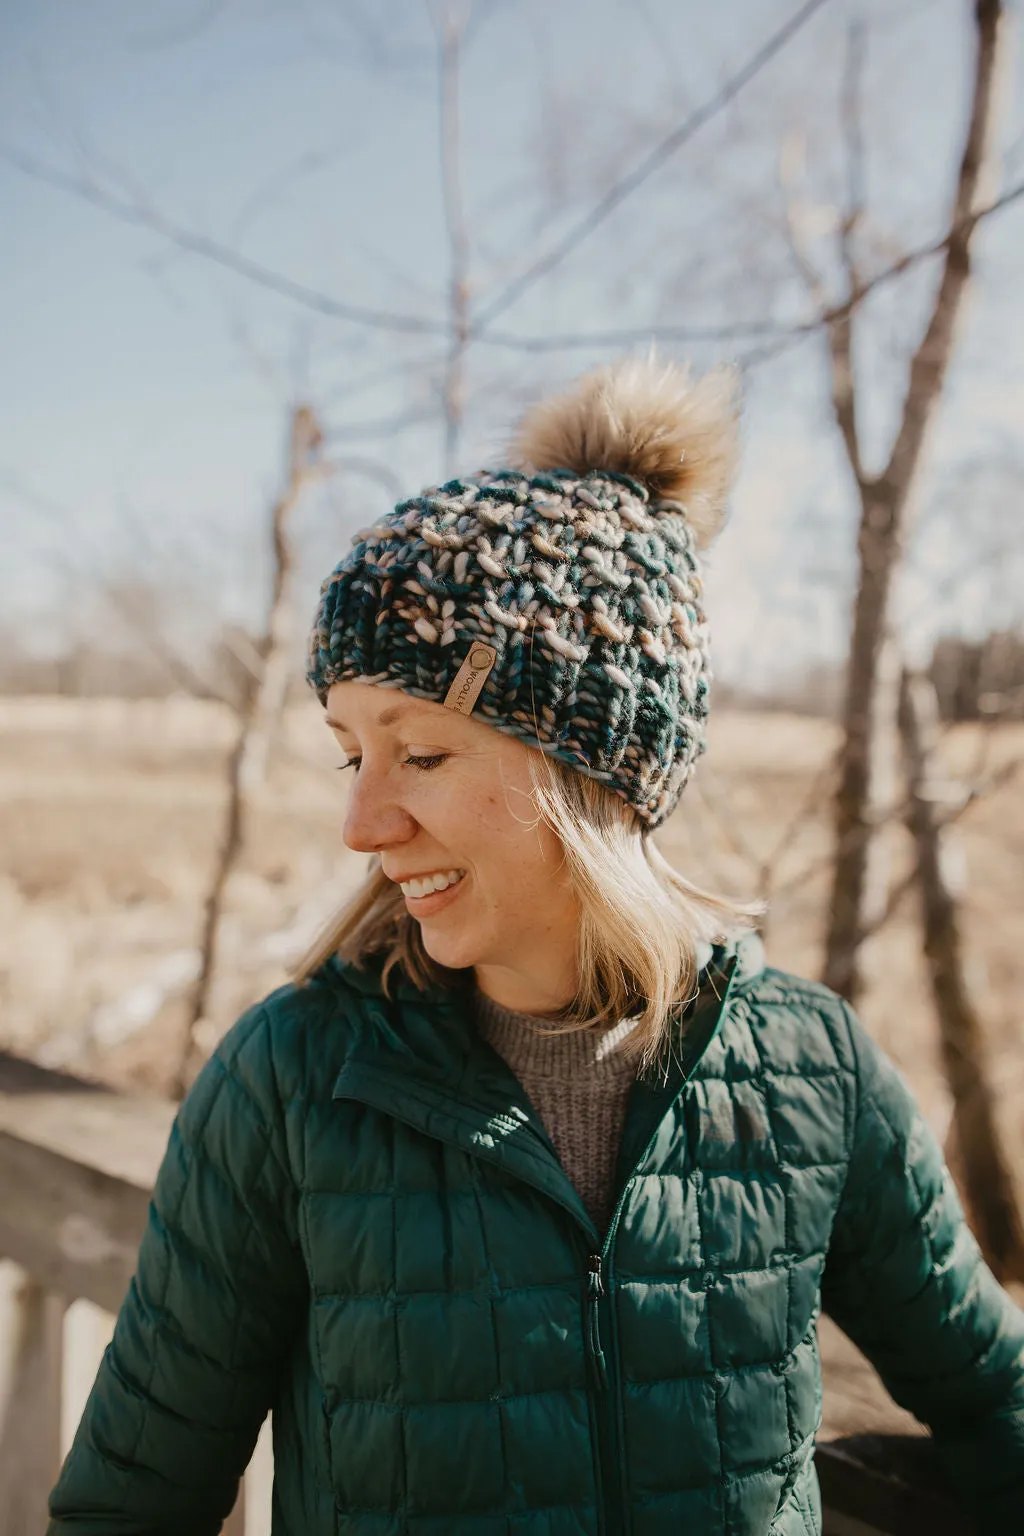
[48,936,1024,1535]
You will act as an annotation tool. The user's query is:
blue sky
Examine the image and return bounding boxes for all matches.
[2,0,1022,691]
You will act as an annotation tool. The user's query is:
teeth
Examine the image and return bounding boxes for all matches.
[401,869,466,898]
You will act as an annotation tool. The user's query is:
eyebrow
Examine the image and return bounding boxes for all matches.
[324,702,432,734]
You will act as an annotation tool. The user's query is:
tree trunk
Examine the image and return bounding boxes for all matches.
[237,408,317,793]
[823,507,901,1005]
[898,668,1024,1281]
[436,6,471,478]
[822,0,1006,1003]
[170,405,324,1100]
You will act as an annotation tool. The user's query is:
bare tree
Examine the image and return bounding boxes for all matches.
[171,403,328,1099]
[898,668,1024,1281]
[786,0,1009,1005]
[8,0,1024,1088]
[691,757,836,947]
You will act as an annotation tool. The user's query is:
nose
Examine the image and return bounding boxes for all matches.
[341,765,417,856]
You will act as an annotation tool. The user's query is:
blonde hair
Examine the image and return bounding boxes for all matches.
[293,747,759,1073]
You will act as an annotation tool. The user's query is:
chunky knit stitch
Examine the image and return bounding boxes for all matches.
[472,985,640,1233]
[307,466,713,829]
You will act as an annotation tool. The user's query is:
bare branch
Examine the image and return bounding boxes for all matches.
[839,20,867,265]
[433,2,473,475]
[228,135,357,252]
[693,753,836,926]
[882,0,1006,499]
[0,469,231,704]
[856,746,1024,947]
[781,23,865,485]
[322,401,440,443]
[766,757,838,872]
[329,455,405,502]
[6,143,1022,363]
[471,173,1024,355]
[827,19,868,483]
[469,0,835,332]
[780,150,863,485]
[483,316,805,351]
[766,730,1021,930]
[801,175,1024,333]
[691,777,764,877]
[0,145,446,339]
[317,348,444,411]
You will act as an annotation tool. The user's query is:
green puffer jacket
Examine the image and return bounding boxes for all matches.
[49,935,1024,1536]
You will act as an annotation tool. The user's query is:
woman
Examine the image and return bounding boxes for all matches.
[49,358,1024,1534]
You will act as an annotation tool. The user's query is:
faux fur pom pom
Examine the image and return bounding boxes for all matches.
[509,355,740,548]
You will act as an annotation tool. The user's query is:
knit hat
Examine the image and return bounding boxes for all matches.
[307,356,739,830]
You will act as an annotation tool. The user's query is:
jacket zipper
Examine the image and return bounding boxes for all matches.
[588,959,743,1536]
[587,1254,609,1390]
[593,1199,634,1536]
[586,1251,624,1536]
[335,953,744,1536]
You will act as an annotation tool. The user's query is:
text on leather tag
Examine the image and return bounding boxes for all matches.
[443,642,497,715]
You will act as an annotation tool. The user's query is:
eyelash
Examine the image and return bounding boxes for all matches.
[336,754,448,774]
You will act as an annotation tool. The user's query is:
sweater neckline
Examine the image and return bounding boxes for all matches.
[470,985,641,1078]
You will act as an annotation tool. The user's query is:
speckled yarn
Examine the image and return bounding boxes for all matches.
[307,466,712,830]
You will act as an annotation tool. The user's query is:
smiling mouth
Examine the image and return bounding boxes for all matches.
[401,870,468,910]
[398,869,466,899]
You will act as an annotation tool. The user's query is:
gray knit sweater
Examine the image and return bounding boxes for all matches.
[472,986,640,1234]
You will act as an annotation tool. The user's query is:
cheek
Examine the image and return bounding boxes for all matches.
[432,756,549,871]
[425,783,500,844]
[482,799,559,883]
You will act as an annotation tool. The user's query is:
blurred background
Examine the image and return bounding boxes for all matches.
[1,1,1023,1531]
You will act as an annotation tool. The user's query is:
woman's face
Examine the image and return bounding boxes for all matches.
[325,680,581,1012]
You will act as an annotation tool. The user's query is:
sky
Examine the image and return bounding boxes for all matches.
[2,0,1023,694]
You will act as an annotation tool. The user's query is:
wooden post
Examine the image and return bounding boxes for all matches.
[0,1272,67,1536]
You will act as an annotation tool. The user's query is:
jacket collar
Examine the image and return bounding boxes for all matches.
[328,931,762,1242]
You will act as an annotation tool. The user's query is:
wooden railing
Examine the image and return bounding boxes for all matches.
[0,1051,249,1535]
[0,1051,974,1536]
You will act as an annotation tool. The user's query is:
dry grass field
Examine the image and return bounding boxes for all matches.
[3,694,1021,1131]
[2,693,1022,1453]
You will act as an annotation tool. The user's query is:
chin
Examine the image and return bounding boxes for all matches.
[418,927,481,972]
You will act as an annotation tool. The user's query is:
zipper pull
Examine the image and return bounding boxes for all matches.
[586,1254,608,1390]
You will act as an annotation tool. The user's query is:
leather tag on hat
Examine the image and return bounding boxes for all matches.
[443,642,497,715]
